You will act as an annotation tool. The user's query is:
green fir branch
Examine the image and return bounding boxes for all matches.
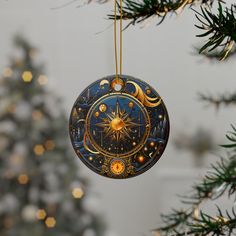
[221,125,236,149]
[156,208,193,234]
[199,92,236,108]
[193,46,236,61]
[188,157,236,204]
[153,126,236,236]
[195,3,236,60]
[187,208,236,236]
[108,0,216,27]
[155,207,236,236]
[108,0,236,60]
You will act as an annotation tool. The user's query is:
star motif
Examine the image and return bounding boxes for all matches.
[96,101,140,142]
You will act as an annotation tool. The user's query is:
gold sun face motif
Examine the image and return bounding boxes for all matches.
[96,101,140,142]
[110,117,125,131]
[69,75,170,179]
[85,93,151,159]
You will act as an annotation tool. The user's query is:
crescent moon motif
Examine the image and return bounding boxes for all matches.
[127,81,162,108]
[100,79,110,86]
[83,132,100,154]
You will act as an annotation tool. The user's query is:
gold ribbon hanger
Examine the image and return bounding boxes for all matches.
[114,0,123,82]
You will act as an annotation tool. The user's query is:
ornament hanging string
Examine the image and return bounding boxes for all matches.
[114,0,123,81]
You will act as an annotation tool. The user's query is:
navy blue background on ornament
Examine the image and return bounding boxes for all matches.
[69,75,170,178]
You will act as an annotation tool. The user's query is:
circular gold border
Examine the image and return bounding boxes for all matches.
[85,92,151,158]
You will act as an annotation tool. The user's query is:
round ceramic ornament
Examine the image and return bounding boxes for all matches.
[69,75,169,179]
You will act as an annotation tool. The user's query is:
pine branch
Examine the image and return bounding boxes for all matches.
[153,126,236,236]
[193,46,236,61]
[188,208,236,236]
[186,156,236,204]
[200,92,236,108]
[108,0,216,26]
[108,0,236,60]
[157,208,193,233]
[195,3,236,60]
[155,207,236,236]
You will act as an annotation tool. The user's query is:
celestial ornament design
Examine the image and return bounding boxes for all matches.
[69,75,170,179]
[128,101,134,108]
[99,104,107,112]
[110,159,125,175]
[137,155,145,163]
[95,101,143,143]
[94,111,100,117]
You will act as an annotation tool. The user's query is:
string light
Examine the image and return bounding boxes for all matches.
[152,231,161,236]
[33,144,45,156]
[32,110,43,121]
[193,207,199,219]
[22,71,33,82]
[4,171,14,179]
[214,216,229,223]
[72,188,84,199]
[45,140,55,151]
[3,217,13,229]
[15,59,23,67]
[45,217,56,228]
[38,75,48,85]
[3,68,13,77]
[7,104,16,114]
[36,209,47,220]
[10,153,23,165]
[18,174,29,185]
[29,49,37,59]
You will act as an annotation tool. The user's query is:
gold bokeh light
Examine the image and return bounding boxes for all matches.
[45,217,56,228]
[34,145,45,156]
[18,174,29,185]
[32,110,43,121]
[3,68,13,77]
[36,209,47,220]
[45,140,55,151]
[38,75,48,85]
[22,71,33,82]
[72,188,84,199]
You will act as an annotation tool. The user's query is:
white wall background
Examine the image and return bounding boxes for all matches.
[0,1,235,235]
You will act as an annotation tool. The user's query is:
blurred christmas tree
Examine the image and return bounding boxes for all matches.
[174,127,216,167]
[0,36,105,236]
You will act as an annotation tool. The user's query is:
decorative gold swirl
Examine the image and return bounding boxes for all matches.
[127,81,161,107]
[83,132,99,154]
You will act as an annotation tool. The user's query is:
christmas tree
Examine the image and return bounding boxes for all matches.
[108,0,236,235]
[0,36,104,236]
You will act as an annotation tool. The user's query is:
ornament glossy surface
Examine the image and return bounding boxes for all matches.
[69,75,169,179]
